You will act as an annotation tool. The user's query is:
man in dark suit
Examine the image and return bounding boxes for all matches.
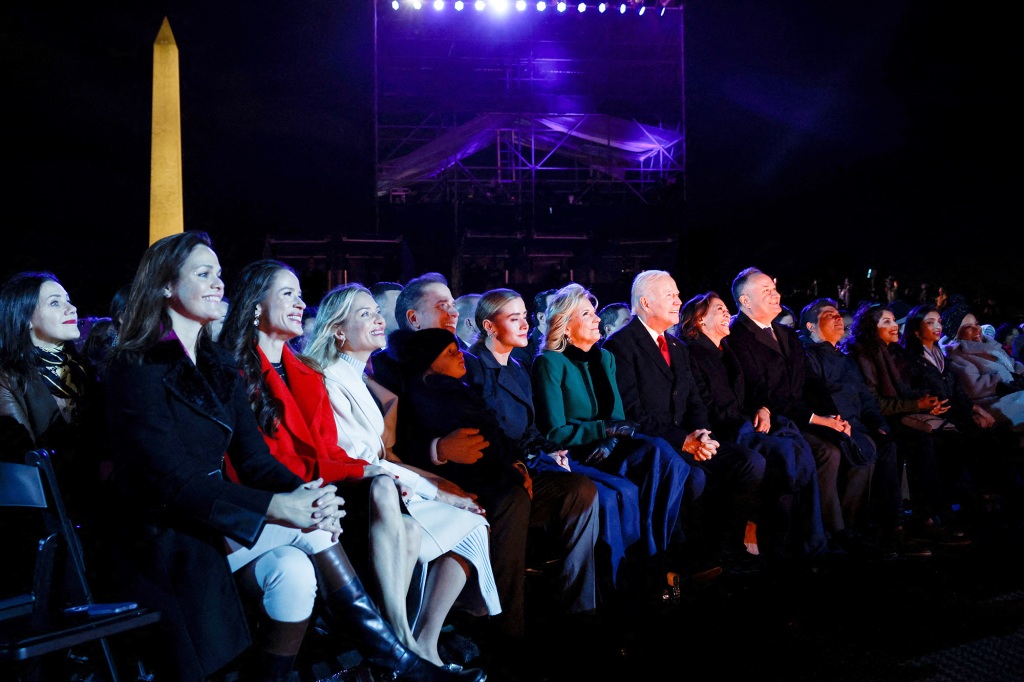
[603,270,765,571]
[726,267,873,551]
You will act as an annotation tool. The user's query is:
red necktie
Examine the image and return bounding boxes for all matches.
[657,334,671,366]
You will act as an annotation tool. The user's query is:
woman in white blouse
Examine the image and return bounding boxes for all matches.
[303,283,500,670]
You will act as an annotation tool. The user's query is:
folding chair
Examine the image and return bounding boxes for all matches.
[0,449,161,682]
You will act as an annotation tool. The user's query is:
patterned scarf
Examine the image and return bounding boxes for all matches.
[34,344,87,405]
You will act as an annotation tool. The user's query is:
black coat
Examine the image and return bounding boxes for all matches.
[727,311,814,426]
[105,337,303,682]
[685,333,753,443]
[602,315,709,449]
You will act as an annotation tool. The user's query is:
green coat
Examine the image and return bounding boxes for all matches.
[531,348,625,447]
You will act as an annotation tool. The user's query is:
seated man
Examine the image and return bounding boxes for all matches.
[603,270,765,571]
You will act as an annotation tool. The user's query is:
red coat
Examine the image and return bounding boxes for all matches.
[228,344,366,484]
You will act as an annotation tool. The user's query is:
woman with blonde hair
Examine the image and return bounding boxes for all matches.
[302,282,499,671]
[531,282,700,601]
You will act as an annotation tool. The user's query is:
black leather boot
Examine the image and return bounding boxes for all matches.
[313,545,486,682]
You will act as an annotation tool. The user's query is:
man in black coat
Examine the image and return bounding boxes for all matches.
[726,267,873,550]
[800,297,901,537]
[603,270,765,571]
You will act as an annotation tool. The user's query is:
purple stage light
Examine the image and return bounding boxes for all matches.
[391,0,400,8]
[434,0,444,9]
[577,2,585,11]
[598,2,606,12]
[474,0,485,9]
[619,3,626,13]
[536,0,546,9]
[455,0,465,8]
[638,5,645,15]
[412,0,422,8]
[557,1,566,11]
[516,0,527,9]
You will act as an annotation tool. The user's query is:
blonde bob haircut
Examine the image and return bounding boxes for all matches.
[544,282,599,353]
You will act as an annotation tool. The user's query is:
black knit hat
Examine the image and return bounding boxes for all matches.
[388,328,458,375]
[941,294,971,338]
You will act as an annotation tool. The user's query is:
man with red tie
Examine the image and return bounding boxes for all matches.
[604,270,765,573]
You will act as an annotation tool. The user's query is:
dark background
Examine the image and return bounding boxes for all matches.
[2,1,1020,319]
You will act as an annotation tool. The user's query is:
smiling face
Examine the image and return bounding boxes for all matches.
[485,297,530,353]
[639,275,681,333]
[165,244,225,326]
[409,283,459,333]
[257,269,306,343]
[429,342,466,379]
[702,296,732,343]
[739,272,782,325]
[566,297,602,351]
[915,310,944,348]
[876,310,900,345]
[29,279,80,347]
[337,291,387,356]
[957,313,982,342]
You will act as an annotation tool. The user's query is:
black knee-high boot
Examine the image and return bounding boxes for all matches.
[313,544,486,682]
[241,618,309,682]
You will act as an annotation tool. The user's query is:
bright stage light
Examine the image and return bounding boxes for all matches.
[391,0,400,8]
[434,0,444,9]
[660,6,665,15]
[516,0,527,9]
[412,0,422,8]
[638,5,645,14]
[556,1,566,11]
[474,0,485,9]
[492,0,509,11]
[537,0,546,9]
[455,0,465,8]
[619,3,626,13]
[577,2,585,11]
[598,2,606,12]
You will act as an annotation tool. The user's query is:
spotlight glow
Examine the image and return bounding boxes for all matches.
[516,0,527,9]
[638,5,645,14]
[660,6,665,15]
[556,0,566,11]
[455,0,464,8]
[391,0,400,8]
[412,0,421,8]
[577,2,585,11]
[434,0,444,9]
[474,0,485,9]
[619,3,626,13]
[537,0,546,9]
[598,2,606,11]
[492,0,509,10]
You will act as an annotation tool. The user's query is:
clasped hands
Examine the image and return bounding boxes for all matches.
[683,428,718,461]
[269,478,346,542]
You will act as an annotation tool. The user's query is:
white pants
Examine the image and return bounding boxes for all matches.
[227,524,337,623]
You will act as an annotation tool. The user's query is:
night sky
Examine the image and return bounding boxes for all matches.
[2,1,1019,318]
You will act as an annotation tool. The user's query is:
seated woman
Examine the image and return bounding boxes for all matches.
[105,232,476,682]
[531,283,700,596]
[680,291,828,565]
[298,282,502,666]
[942,305,1024,435]
[843,304,972,544]
[462,288,632,597]
[386,327,598,652]
[0,271,103,521]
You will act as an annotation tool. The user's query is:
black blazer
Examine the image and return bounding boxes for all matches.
[602,315,709,449]
[727,311,814,426]
[106,337,304,682]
